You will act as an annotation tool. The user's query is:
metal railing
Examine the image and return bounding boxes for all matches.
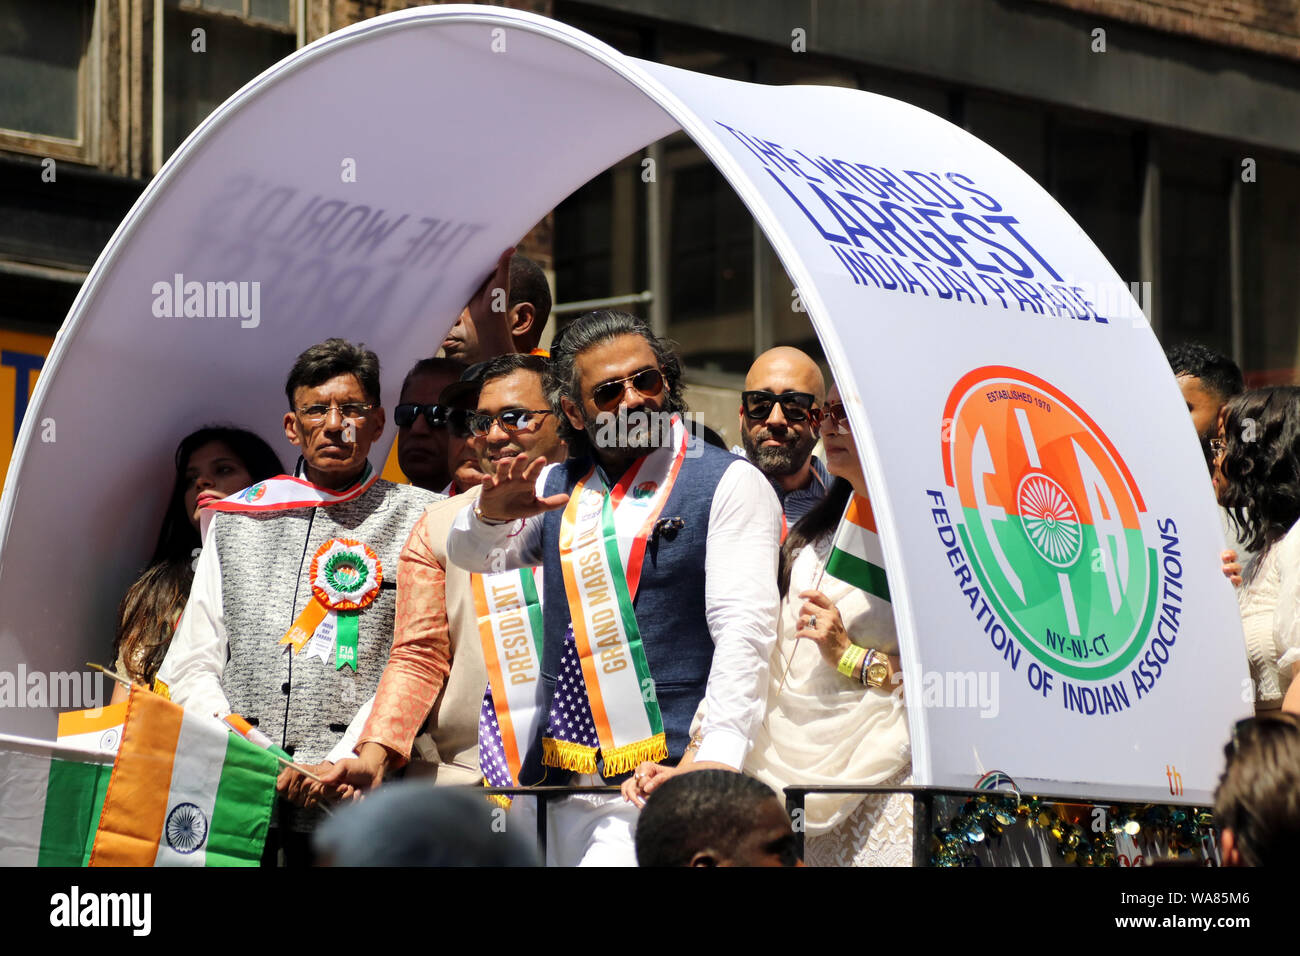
[480,782,1214,866]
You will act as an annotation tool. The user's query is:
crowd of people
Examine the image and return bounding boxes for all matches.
[102,247,1300,866]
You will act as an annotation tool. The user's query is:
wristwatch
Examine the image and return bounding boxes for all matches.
[861,649,890,688]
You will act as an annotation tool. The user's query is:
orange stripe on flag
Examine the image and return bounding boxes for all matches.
[89,688,184,866]
[845,493,879,533]
[57,700,128,737]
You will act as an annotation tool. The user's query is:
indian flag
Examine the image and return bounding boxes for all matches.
[56,701,128,753]
[0,734,114,866]
[824,493,891,603]
[90,689,277,867]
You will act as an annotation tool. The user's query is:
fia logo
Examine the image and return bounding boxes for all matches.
[941,366,1159,683]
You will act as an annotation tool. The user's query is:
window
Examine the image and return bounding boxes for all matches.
[159,2,296,164]
[667,146,754,375]
[1240,155,1300,384]
[1159,140,1232,359]
[965,95,1048,187]
[0,0,96,160]
[1051,120,1142,283]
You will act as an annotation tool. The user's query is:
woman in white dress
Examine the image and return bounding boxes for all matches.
[624,385,912,865]
[1214,387,1300,713]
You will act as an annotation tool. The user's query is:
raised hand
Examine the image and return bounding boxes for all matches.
[476,453,569,522]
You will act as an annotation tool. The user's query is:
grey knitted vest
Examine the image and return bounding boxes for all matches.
[214,478,436,764]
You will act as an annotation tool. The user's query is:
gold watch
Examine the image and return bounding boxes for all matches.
[862,650,890,688]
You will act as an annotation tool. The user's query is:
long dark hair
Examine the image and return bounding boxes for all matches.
[544,310,688,457]
[113,426,283,683]
[1219,386,1300,555]
[778,477,853,597]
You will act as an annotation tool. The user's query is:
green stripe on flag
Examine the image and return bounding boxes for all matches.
[825,547,891,602]
[205,734,278,867]
[38,758,112,867]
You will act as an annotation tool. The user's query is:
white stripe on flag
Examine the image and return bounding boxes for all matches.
[0,747,50,866]
[153,710,229,866]
[841,522,886,569]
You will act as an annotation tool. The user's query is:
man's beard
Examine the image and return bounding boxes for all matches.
[587,408,677,457]
[743,426,817,478]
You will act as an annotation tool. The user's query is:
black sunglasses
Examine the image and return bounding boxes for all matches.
[591,368,665,412]
[741,390,820,423]
[394,403,450,429]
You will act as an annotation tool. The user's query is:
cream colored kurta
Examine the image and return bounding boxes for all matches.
[747,534,912,866]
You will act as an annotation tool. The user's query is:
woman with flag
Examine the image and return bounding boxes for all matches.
[625,384,911,866]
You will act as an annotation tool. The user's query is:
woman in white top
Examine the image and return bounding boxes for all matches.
[624,385,911,865]
[1214,387,1300,712]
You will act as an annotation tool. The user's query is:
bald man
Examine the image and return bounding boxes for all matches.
[739,347,829,533]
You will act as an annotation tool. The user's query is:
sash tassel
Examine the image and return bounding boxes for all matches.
[598,733,668,777]
[542,737,599,774]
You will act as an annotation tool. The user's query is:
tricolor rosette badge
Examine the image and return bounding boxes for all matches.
[278,538,382,671]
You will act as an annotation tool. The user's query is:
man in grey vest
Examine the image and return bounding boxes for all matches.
[156,338,438,863]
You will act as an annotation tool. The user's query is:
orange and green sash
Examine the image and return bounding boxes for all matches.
[549,414,688,775]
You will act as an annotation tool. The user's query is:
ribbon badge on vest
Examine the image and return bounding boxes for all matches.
[280,537,382,671]
[549,413,690,776]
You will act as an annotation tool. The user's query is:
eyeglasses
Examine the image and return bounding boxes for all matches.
[394,403,449,429]
[591,368,664,411]
[741,390,820,424]
[296,402,375,425]
[818,400,850,434]
[465,409,553,437]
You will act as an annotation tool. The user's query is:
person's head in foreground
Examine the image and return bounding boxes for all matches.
[545,309,687,472]
[313,781,540,866]
[740,346,826,488]
[635,769,802,867]
[1214,713,1300,866]
[283,338,385,489]
[1166,342,1243,469]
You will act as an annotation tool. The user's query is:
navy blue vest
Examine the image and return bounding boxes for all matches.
[526,443,740,784]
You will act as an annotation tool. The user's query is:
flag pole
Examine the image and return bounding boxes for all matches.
[86,662,325,783]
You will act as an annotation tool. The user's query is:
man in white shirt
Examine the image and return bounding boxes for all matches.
[447,310,781,866]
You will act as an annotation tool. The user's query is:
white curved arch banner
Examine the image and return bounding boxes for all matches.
[0,5,1246,802]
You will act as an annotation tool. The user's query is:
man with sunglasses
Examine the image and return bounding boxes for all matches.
[393,357,466,493]
[316,354,566,802]
[156,338,439,864]
[447,310,781,866]
[739,347,829,535]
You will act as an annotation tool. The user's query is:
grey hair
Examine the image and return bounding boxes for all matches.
[543,310,688,454]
